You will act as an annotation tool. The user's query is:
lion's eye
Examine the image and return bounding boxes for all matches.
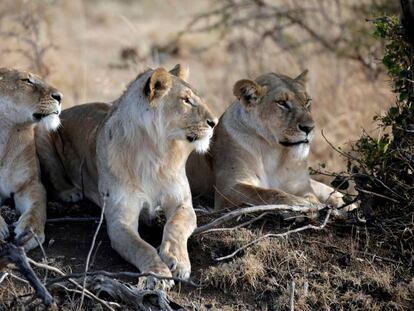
[182,97,195,107]
[21,78,34,85]
[306,99,312,109]
[276,100,290,110]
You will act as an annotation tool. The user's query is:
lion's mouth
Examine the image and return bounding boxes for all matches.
[279,139,309,147]
[186,135,198,142]
[33,111,59,121]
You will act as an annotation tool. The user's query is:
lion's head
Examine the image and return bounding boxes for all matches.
[233,70,314,159]
[121,64,217,153]
[0,68,62,131]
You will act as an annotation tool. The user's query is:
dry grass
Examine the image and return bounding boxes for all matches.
[196,224,413,310]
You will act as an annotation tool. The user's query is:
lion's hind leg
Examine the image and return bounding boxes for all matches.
[35,128,82,203]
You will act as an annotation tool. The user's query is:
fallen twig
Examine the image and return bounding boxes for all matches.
[214,209,332,261]
[46,270,200,288]
[46,217,100,223]
[78,195,106,311]
[0,236,56,310]
[290,278,295,311]
[28,258,117,311]
[0,272,8,284]
[194,204,326,235]
[87,275,183,311]
[199,212,269,234]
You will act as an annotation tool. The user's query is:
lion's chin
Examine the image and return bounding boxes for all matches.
[39,114,61,131]
[289,143,310,160]
[193,134,212,154]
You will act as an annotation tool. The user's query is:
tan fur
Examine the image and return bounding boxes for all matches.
[0,68,62,250]
[36,64,217,289]
[187,71,357,211]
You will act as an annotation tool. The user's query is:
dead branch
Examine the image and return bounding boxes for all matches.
[46,217,100,223]
[289,278,295,311]
[214,209,332,261]
[29,258,198,309]
[401,0,414,46]
[193,204,326,235]
[200,212,269,234]
[0,235,56,310]
[28,258,117,311]
[78,195,106,310]
[86,275,184,311]
[46,270,200,288]
[0,272,7,284]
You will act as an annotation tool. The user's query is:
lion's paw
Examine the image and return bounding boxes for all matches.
[304,193,321,205]
[159,240,191,280]
[327,191,345,208]
[58,188,83,203]
[14,215,45,251]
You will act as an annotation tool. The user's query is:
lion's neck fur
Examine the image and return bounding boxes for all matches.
[103,76,191,199]
[0,97,34,160]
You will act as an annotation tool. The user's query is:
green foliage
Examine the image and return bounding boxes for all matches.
[349,13,414,214]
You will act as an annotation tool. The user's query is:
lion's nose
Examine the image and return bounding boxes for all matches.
[298,124,314,135]
[51,92,63,104]
[207,118,217,128]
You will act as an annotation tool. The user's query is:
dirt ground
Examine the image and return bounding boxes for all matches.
[1,198,413,310]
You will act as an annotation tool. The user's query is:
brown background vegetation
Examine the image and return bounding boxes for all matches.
[0,0,394,172]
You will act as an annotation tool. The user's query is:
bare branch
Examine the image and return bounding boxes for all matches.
[214,209,332,261]
[85,275,183,311]
[0,239,56,309]
[28,258,116,311]
[289,278,295,311]
[78,195,106,310]
[46,271,200,288]
[194,204,326,235]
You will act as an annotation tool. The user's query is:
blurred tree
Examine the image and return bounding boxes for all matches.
[0,1,53,77]
[173,0,399,78]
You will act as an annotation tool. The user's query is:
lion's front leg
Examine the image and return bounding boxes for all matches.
[216,182,315,210]
[104,197,173,290]
[159,203,196,280]
[14,181,47,251]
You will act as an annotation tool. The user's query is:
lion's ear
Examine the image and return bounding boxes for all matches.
[233,79,264,107]
[144,68,172,103]
[169,64,189,81]
[295,69,309,85]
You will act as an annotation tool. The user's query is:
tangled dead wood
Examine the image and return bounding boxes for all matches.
[193,204,327,235]
[0,232,57,310]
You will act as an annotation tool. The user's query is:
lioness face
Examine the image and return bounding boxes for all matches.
[233,70,314,159]
[0,68,62,130]
[143,65,217,153]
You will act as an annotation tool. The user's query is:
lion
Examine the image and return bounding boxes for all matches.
[35,64,217,289]
[0,68,62,251]
[187,70,357,212]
